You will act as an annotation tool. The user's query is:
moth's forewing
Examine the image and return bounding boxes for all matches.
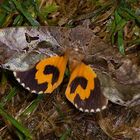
[13,54,68,94]
[65,63,108,113]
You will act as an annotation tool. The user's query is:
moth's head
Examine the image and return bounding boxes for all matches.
[65,46,85,72]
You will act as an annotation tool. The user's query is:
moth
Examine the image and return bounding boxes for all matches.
[0,26,108,113]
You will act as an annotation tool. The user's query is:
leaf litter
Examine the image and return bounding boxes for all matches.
[0,0,140,139]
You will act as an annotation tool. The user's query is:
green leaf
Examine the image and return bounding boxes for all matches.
[118,30,125,55]
[115,10,122,24]
[1,4,13,13]
[0,88,17,107]
[60,129,71,140]
[21,94,43,117]
[0,104,32,139]
[110,18,116,44]
[39,2,58,21]
[110,10,126,54]
[13,15,23,26]
[11,0,40,26]
[0,12,7,26]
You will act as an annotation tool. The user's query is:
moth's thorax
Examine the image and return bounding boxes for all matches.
[65,47,85,72]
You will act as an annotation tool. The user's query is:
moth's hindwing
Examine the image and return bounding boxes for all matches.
[65,63,108,113]
[13,55,68,94]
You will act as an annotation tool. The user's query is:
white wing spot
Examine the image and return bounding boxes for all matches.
[84,109,89,113]
[79,108,83,112]
[16,78,21,83]
[96,108,101,112]
[31,90,36,93]
[13,72,17,76]
[74,104,78,108]
[26,87,30,91]
[38,91,43,94]
[90,109,94,113]
[101,106,106,110]
[21,83,25,87]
